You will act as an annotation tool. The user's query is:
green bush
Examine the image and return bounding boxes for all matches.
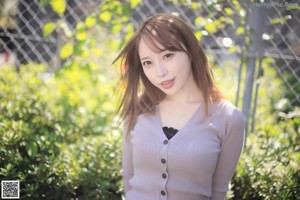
[231,108,300,200]
[213,59,300,200]
[227,61,300,200]
[0,64,122,199]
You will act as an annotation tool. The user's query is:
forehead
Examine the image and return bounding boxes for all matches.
[138,37,165,56]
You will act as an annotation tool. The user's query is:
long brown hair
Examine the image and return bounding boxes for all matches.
[113,13,223,135]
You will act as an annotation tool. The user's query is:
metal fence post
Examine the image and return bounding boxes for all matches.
[242,4,267,134]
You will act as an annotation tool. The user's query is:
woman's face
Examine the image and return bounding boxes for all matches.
[138,38,196,99]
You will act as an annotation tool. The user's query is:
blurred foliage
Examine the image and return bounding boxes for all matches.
[213,58,300,200]
[42,0,137,60]
[192,0,246,50]
[0,63,122,199]
[0,0,137,198]
[232,110,300,200]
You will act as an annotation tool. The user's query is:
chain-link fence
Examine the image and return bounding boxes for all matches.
[0,0,101,67]
[1,0,299,133]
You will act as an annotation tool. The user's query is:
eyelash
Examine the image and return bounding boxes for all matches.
[164,53,174,59]
[142,52,175,66]
[142,61,152,66]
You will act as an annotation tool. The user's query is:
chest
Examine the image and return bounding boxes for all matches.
[130,116,221,175]
[159,103,202,129]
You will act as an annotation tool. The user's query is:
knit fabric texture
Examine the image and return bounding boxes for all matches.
[121,100,245,200]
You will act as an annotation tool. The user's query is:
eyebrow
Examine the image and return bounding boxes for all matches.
[140,56,150,61]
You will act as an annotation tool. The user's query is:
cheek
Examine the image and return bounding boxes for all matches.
[143,69,155,83]
[178,58,192,74]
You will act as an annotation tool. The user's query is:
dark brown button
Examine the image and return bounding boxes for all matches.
[162,173,167,179]
[163,140,168,145]
[161,158,166,164]
[161,190,166,196]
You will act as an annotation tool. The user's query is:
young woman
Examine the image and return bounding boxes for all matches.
[114,13,245,200]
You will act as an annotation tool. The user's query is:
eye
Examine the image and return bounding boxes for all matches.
[164,53,174,59]
[142,60,152,66]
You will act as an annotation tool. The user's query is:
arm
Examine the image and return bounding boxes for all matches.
[211,108,245,200]
[121,125,134,193]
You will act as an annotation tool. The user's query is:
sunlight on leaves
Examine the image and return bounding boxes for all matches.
[129,0,140,8]
[80,49,90,58]
[91,48,103,56]
[111,23,122,34]
[195,31,203,40]
[43,22,56,37]
[205,22,217,34]
[228,45,238,53]
[85,16,97,28]
[236,27,245,35]
[50,0,66,15]
[99,11,112,22]
[76,31,87,41]
[191,2,199,10]
[60,43,74,59]
[224,7,234,16]
[195,16,206,27]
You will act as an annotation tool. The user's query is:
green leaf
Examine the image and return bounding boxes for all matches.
[205,22,217,34]
[40,0,51,6]
[122,5,131,16]
[76,31,87,41]
[130,0,140,8]
[270,15,292,25]
[109,40,119,50]
[26,141,38,158]
[91,48,103,56]
[43,22,56,37]
[74,41,84,55]
[286,4,300,10]
[236,27,244,35]
[228,46,237,53]
[195,31,203,40]
[80,49,89,58]
[195,17,205,26]
[60,43,74,59]
[191,2,199,10]
[50,0,66,15]
[111,23,122,34]
[99,11,112,22]
[85,16,97,28]
[76,22,85,31]
[224,8,234,16]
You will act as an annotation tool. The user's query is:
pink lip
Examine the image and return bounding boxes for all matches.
[160,78,175,89]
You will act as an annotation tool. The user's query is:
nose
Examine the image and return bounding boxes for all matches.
[156,62,168,77]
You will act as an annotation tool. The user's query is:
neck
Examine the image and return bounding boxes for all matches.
[164,87,203,105]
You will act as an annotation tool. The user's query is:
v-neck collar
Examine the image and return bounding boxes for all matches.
[154,104,205,141]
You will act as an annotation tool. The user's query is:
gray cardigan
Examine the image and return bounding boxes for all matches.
[121,100,245,200]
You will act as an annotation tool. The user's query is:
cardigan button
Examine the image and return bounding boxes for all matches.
[162,173,167,179]
[161,190,166,196]
[163,140,168,145]
[161,158,166,164]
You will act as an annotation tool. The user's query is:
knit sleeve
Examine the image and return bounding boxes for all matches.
[211,103,245,200]
[121,124,134,194]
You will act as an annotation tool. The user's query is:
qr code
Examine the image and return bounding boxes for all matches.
[1,180,20,199]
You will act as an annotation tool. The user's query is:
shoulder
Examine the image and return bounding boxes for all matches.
[213,100,244,123]
[211,100,245,138]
